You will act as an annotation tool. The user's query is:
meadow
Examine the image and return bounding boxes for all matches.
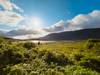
[0,38,100,75]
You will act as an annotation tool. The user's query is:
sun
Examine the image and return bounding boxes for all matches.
[30,17,43,29]
[32,18,42,25]
[31,17,43,25]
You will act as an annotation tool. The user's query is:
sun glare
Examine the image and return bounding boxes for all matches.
[32,17,42,25]
[30,17,43,30]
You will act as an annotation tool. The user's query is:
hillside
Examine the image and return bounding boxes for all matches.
[40,28,100,40]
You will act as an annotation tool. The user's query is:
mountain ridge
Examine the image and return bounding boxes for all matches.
[40,28,100,40]
[0,28,100,40]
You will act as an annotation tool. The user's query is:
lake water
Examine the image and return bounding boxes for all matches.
[31,40,55,43]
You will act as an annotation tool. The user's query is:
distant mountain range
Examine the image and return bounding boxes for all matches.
[0,29,38,38]
[40,28,100,40]
[0,28,100,40]
[6,29,35,36]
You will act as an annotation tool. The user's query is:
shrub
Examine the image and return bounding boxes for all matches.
[30,71,39,75]
[85,39,94,49]
[0,38,5,44]
[64,65,100,75]
[79,57,100,72]
[85,39,100,49]
[23,42,36,50]
[0,49,24,68]
[41,51,72,66]
[73,53,84,61]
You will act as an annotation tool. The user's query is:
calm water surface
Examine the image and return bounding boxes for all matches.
[31,40,55,43]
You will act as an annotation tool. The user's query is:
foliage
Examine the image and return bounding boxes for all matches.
[0,38,100,75]
[23,42,36,50]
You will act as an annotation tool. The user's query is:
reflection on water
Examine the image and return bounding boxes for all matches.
[31,40,55,43]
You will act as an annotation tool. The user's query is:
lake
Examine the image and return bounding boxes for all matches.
[31,40,55,43]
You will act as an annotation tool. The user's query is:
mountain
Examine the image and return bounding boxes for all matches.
[6,29,37,36]
[40,28,100,40]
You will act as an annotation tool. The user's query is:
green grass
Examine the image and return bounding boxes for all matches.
[38,41,83,54]
[0,38,100,75]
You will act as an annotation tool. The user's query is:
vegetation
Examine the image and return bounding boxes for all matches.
[0,38,100,75]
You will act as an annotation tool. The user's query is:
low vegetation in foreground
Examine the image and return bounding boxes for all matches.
[0,38,100,75]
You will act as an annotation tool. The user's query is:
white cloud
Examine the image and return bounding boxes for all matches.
[0,0,13,11]
[0,0,24,26]
[5,10,100,39]
[12,3,24,13]
[7,29,47,39]
[19,17,43,30]
[16,17,47,36]
[44,10,100,33]
[0,0,23,12]
[0,11,24,26]
[67,10,100,29]
[7,29,40,36]
[44,20,65,33]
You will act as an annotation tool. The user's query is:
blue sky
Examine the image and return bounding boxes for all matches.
[13,0,100,26]
[0,0,100,39]
[0,0,100,30]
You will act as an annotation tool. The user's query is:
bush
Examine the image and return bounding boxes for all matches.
[79,57,100,72]
[23,42,36,50]
[85,39,100,49]
[64,65,100,75]
[40,51,72,66]
[73,53,84,61]
[0,38,100,74]
[0,49,24,68]
[3,64,28,75]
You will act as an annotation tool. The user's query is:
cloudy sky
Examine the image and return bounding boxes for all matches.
[0,0,100,39]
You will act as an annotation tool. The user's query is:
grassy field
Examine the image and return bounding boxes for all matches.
[0,38,100,75]
[38,41,84,54]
